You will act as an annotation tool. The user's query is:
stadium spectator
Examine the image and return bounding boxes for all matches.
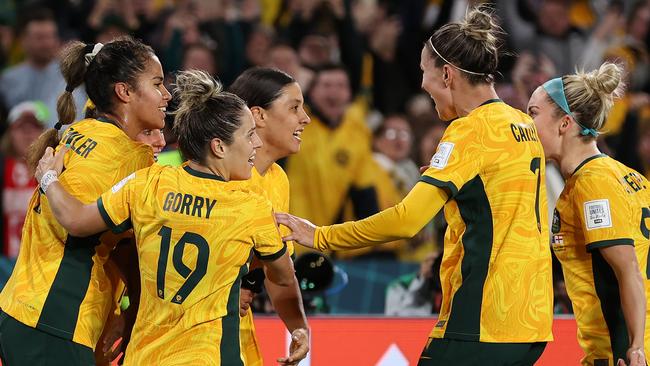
[499,0,614,75]
[601,1,650,156]
[373,114,419,195]
[0,8,86,127]
[181,42,217,76]
[285,64,381,257]
[0,101,47,259]
[385,251,442,316]
[268,42,314,91]
[369,114,420,259]
[497,50,556,112]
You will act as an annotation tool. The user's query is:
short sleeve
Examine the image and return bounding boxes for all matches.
[251,197,287,260]
[420,118,482,198]
[57,132,154,204]
[573,177,635,252]
[97,171,138,234]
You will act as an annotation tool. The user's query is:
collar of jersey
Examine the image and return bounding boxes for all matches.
[183,165,225,182]
[572,153,608,175]
[479,98,502,107]
[95,116,118,125]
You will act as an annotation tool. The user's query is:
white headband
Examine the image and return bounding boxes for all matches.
[427,38,491,77]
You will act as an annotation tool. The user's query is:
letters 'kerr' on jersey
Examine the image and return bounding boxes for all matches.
[552,154,650,365]
[421,100,553,343]
[98,163,285,365]
[0,118,153,348]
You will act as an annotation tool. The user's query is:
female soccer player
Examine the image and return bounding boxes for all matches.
[34,70,309,366]
[0,37,170,365]
[276,6,553,365]
[228,67,310,365]
[527,62,648,366]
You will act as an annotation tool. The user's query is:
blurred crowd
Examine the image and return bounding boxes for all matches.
[0,0,649,315]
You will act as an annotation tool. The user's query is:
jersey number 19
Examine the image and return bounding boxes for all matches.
[156,225,210,304]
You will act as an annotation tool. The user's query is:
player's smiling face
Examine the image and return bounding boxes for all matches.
[227,107,262,180]
[257,82,310,157]
[130,55,171,131]
[309,69,351,124]
[420,47,456,122]
[136,128,166,161]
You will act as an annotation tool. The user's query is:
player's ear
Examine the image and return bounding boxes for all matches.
[210,138,226,159]
[559,114,572,135]
[442,64,453,88]
[114,82,131,103]
[250,106,266,128]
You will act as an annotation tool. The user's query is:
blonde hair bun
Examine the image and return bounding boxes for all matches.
[175,69,223,111]
[562,62,626,132]
[458,6,501,51]
[582,62,625,98]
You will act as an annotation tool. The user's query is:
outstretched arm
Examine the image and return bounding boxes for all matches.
[36,146,108,237]
[276,181,449,251]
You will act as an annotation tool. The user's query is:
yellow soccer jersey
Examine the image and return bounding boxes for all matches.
[0,118,153,348]
[552,154,650,365]
[421,99,553,343]
[98,163,286,366]
[228,163,294,257]
[286,105,377,227]
[228,163,294,365]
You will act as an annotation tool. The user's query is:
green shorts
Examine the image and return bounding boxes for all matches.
[418,337,547,366]
[0,310,95,366]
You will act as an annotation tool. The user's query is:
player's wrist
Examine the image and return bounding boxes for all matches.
[291,327,310,339]
[40,170,59,193]
[241,267,265,293]
[628,345,644,352]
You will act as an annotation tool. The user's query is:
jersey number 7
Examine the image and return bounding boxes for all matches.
[156,225,210,304]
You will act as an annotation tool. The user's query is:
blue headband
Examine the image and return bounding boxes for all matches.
[542,77,598,138]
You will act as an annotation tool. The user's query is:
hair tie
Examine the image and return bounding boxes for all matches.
[542,77,599,138]
[84,43,104,66]
[65,84,75,93]
[54,121,63,130]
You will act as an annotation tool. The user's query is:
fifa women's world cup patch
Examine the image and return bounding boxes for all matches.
[583,199,612,230]
[430,142,454,169]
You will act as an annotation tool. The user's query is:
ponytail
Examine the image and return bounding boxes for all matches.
[26,42,102,172]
